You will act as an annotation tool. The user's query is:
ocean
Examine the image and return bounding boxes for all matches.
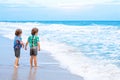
[0,21,120,80]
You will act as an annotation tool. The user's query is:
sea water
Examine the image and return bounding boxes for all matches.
[0,21,120,80]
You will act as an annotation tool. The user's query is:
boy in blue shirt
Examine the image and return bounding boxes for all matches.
[14,29,24,68]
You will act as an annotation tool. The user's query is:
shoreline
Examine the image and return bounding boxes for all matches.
[0,36,84,80]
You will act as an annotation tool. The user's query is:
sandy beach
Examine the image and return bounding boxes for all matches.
[0,36,83,80]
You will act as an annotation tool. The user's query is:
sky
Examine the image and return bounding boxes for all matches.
[0,0,120,21]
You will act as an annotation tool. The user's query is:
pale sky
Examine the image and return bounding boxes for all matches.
[0,0,120,21]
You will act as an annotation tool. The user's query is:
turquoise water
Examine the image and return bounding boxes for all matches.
[2,21,120,26]
[39,21,120,26]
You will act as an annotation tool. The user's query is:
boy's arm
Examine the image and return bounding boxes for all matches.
[38,42,40,51]
[16,39,24,48]
[20,41,24,48]
[25,41,28,50]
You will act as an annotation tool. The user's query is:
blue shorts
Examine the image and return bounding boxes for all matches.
[14,48,20,58]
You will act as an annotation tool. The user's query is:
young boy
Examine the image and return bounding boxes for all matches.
[14,29,24,68]
[25,28,40,67]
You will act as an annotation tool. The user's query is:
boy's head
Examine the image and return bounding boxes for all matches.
[15,29,22,36]
[31,28,39,35]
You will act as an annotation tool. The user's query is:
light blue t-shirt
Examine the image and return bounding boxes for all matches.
[14,36,22,49]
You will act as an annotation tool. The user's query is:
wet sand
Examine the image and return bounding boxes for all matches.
[0,36,84,80]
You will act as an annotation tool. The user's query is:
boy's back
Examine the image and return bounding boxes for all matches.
[28,35,39,48]
[25,28,40,67]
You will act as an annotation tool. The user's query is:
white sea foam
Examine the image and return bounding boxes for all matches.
[42,41,120,80]
[0,22,120,80]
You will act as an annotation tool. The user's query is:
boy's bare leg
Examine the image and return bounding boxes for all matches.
[34,56,37,67]
[14,58,19,68]
[17,59,19,66]
[30,56,34,67]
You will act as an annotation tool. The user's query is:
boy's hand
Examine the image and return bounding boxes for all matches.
[38,48,40,51]
[22,44,24,48]
[25,41,28,50]
[20,41,24,45]
[20,41,24,48]
[25,47,27,50]
[37,42,40,51]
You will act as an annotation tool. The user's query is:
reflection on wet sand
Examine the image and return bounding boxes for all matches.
[28,67,37,80]
[12,67,18,80]
[11,67,38,80]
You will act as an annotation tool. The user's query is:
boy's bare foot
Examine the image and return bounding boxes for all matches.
[34,66,38,69]
[30,65,33,68]
[17,64,19,66]
[14,65,18,68]
[34,65,37,68]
